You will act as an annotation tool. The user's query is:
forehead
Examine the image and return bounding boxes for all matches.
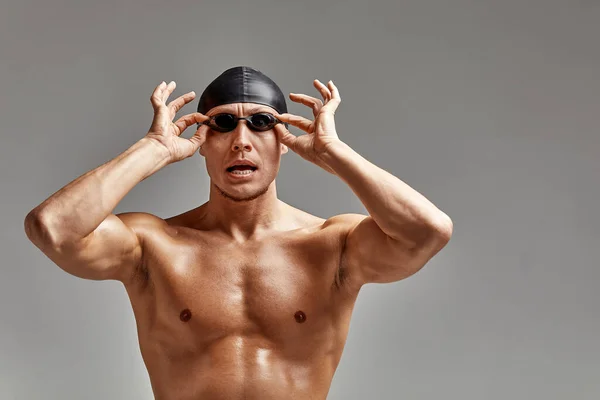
[206,102,277,116]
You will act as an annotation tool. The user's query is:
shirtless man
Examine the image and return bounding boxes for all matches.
[24,66,453,400]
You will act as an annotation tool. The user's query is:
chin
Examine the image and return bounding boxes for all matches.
[213,181,271,202]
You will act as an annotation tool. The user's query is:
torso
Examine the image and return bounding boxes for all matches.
[120,204,364,400]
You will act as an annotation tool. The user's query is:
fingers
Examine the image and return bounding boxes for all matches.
[289,93,323,117]
[289,79,341,116]
[313,79,331,102]
[150,80,180,108]
[173,112,209,136]
[168,90,196,118]
[150,81,168,111]
[150,81,202,132]
[162,81,177,103]
[319,80,341,115]
[150,80,175,120]
[277,113,314,133]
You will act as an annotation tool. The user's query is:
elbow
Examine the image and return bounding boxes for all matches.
[419,213,452,252]
[24,210,43,243]
[24,210,61,249]
[433,213,453,245]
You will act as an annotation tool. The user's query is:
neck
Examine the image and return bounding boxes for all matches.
[203,180,284,241]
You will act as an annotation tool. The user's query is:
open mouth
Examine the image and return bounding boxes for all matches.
[226,165,258,176]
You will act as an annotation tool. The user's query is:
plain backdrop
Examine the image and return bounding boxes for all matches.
[1,0,599,399]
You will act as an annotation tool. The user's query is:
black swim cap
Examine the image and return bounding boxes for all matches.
[197,66,288,115]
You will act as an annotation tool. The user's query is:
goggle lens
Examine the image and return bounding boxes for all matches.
[206,113,279,132]
[248,113,275,130]
[213,114,237,131]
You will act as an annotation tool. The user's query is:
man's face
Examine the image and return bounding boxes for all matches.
[199,102,288,202]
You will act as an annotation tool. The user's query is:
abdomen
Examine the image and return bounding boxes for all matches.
[144,334,335,400]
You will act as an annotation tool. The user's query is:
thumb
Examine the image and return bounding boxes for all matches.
[188,124,208,149]
[274,124,297,150]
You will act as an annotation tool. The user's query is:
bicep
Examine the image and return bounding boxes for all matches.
[44,213,146,282]
[341,214,436,285]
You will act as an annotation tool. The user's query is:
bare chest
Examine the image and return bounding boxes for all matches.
[125,227,355,355]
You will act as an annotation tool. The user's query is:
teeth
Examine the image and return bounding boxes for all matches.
[230,170,254,175]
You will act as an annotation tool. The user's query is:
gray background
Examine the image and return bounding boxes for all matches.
[1,0,599,399]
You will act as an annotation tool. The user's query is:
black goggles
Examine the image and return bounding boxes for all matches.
[199,112,284,133]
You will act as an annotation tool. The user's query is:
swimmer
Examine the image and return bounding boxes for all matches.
[24,66,453,400]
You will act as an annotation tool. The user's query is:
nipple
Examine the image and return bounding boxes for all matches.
[180,309,192,322]
[294,310,306,323]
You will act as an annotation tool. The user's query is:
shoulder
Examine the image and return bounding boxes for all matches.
[115,212,168,236]
[289,207,368,236]
[296,213,370,247]
[322,213,369,232]
[320,214,370,259]
[116,211,166,225]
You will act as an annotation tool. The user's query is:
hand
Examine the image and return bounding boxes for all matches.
[145,81,210,163]
[273,79,342,174]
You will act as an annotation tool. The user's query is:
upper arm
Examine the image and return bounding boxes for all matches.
[336,213,451,286]
[30,212,160,282]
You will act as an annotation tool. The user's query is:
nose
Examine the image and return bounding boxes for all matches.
[231,121,253,152]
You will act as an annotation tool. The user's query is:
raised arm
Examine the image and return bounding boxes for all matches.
[274,79,452,286]
[24,81,209,282]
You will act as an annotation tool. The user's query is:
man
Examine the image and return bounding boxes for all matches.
[24,66,453,399]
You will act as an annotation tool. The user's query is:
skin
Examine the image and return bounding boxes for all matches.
[24,80,452,400]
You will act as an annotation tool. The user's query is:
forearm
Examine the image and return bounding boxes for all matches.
[26,138,171,245]
[319,140,452,244]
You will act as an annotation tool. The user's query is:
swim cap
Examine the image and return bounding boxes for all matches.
[197,66,288,115]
